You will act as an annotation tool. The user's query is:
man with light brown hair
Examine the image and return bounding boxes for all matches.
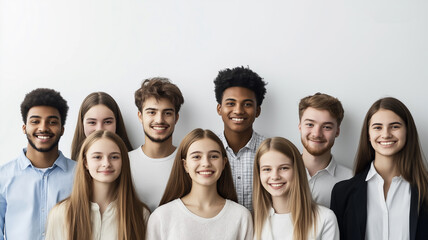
[298,92,352,208]
[129,77,184,212]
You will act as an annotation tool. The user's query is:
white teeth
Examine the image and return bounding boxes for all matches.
[270,183,284,187]
[380,142,394,146]
[199,171,213,175]
[153,127,167,130]
[37,136,50,139]
[232,118,244,122]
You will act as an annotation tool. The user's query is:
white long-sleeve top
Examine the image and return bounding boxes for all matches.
[146,198,253,240]
[45,201,149,240]
[257,205,339,240]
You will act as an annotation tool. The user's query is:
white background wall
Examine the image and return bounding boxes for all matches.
[1,0,427,169]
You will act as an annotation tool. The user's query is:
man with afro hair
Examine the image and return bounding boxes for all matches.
[214,66,267,211]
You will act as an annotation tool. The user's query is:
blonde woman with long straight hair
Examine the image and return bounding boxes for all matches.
[146,128,253,240]
[253,137,339,240]
[46,130,149,240]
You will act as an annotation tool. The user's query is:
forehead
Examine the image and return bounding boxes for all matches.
[188,138,222,153]
[222,86,256,102]
[370,109,404,124]
[260,150,293,165]
[27,106,61,119]
[301,107,337,124]
[142,97,174,110]
[87,138,120,153]
[84,104,115,118]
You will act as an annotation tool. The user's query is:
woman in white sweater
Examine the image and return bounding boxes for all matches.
[253,137,339,240]
[146,128,253,240]
[46,130,149,240]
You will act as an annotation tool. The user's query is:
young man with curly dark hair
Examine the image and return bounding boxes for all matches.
[0,88,76,240]
[214,66,267,211]
[130,77,184,212]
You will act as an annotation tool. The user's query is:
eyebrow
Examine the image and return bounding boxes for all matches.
[260,163,292,168]
[224,98,255,102]
[29,115,60,120]
[303,118,335,125]
[189,150,221,155]
[90,151,121,155]
[371,122,402,127]
[85,117,114,120]
[144,107,175,112]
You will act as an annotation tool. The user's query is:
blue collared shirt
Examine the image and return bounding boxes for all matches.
[0,148,76,240]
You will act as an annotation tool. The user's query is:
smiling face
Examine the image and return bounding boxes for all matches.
[259,150,294,200]
[183,138,227,188]
[85,138,122,184]
[23,106,64,153]
[83,104,116,137]
[217,86,260,135]
[369,109,407,160]
[299,107,340,156]
[138,97,178,143]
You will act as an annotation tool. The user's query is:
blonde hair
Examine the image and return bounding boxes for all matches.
[160,128,237,205]
[62,130,148,240]
[253,137,318,240]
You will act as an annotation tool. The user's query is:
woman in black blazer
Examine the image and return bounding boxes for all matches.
[331,97,428,240]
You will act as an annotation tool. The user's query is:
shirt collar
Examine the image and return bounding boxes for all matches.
[324,156,337,176]
[18,148,69,171]
[220,131,258,151]
[366,161,379,181]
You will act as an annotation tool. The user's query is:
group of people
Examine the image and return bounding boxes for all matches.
[1,66,427,240]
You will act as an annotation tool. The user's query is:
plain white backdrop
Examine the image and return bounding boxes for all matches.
[1,0,427,169]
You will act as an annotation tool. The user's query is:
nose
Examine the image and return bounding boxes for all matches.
[39,120,49,131]
[382,128,392,138]
[201,156,212,167]
[102,157,112,167]
[311,125,322,138]
[95,122,103,131]
[271,169,280,180]
[233,103,244,114]
[155,112,164,123]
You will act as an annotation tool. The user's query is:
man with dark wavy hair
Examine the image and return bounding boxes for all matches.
[0,88,76,240]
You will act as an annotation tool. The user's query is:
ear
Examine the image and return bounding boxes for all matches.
[22,124,26,134]
[84,159,88,169]
[175,113,179,124]
[137,111,143,123]
[335,126,340,137]
[223,157,228,168]
[216,104,222,115]
[256,106,261,118]
[60,126,65,136]
[298,121,302,131]
[182,159,189,173]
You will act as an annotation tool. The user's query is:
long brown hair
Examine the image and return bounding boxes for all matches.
[160,128,237,205]
[354,97,428,207]
[71,92,133,160]
[253,137,318,240]
[64,130,148,240]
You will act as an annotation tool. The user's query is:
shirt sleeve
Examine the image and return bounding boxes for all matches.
[146,210,163,240]
[320,208,340,240]
[243,209,254,240]
[0,191,5,240]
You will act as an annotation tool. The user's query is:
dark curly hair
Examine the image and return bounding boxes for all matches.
[20,88,69,126]
[134,77,184,113]
[214,66,267,106]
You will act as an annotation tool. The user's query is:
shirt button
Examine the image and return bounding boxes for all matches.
[238,176,241,180]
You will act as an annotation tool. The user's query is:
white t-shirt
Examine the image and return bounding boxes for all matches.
[146,199,253,240]
[258,205,339,240]
[306,156,353,207]
[129,146,176,212]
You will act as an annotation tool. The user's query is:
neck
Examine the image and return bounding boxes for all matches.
[182,183,223,207]
[302,149,332,177]
[271,195,291,214]
[92,181,116,215]
[223,128,253,154]
[373,154,399,181]
[25,145,59,168]
[142,138,176,158]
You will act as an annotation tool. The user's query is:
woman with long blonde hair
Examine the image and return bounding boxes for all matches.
[253,137,339,240]
[46,130,149,240]
[71,92,133,160]
[146,128,253,239]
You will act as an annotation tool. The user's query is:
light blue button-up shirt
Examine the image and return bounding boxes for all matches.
[0,148,76,240]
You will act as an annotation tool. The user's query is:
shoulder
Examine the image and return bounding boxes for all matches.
[225,200,252,218]
[317,205,337,222]
[334,162,353,178]
[332,171,365,193]
[150,199,180,218]
[253,131,266,143]
[48,201,68,221]
[128,146,143,158]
